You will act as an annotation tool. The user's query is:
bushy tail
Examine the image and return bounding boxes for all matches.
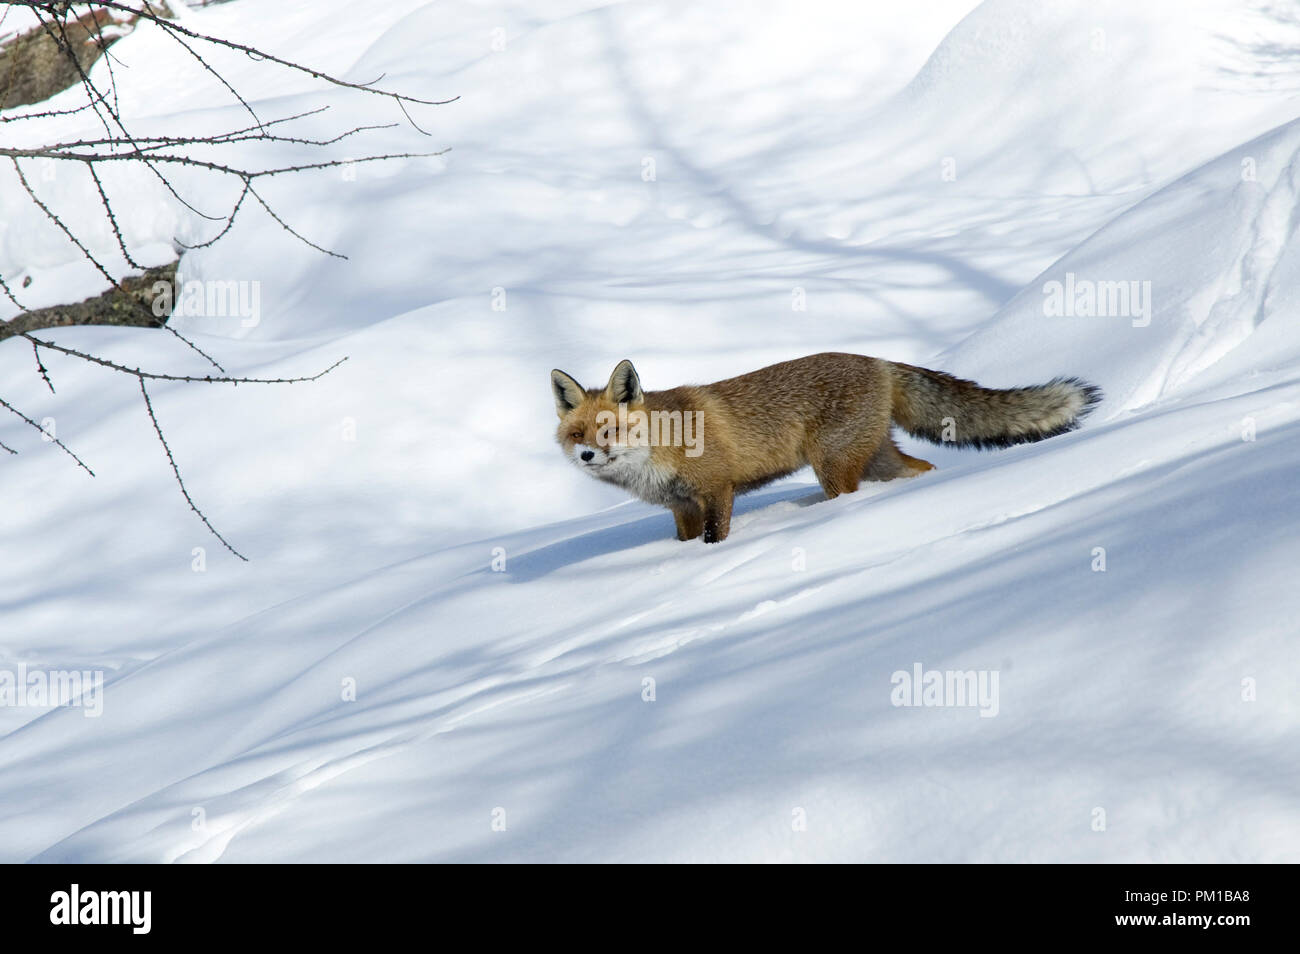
[888,362,1101,449]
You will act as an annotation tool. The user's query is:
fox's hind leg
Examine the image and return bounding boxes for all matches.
[814,461,868,498]
[863,436,935,481]
[807,414,891,499]
[808,445,870,499]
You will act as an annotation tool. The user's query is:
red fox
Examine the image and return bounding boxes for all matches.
[551,353,1100,543]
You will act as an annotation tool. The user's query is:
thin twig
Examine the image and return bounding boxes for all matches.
[0,394,95,475]
[248,181,345,259]
[23,332,347,383]
[32,338,54,392]
[138,377,247,560]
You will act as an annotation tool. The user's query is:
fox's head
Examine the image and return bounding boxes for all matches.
[550,360,648,478]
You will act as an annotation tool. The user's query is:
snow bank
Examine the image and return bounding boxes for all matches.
[1,0,1298,862]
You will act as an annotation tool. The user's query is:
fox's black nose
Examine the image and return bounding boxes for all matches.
[581,449,595,462]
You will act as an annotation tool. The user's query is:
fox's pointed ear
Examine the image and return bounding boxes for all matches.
[551,369,586,417]
[604,359,643,405]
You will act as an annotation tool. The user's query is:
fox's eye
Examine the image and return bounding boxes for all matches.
[569,431,582,441]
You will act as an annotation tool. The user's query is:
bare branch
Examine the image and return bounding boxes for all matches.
[11,156,120,288]
[32,338,54,392]
[0,1,449,557]
[22,332,348,384]
[0,393,95,475]
[86,158,143,270]
[96,0,460,116]
[138,376,247,560]
[248,180,345,259]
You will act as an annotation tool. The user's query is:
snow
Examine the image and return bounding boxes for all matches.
[1,0,1298,861]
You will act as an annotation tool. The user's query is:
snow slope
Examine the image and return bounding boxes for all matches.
[1,0,1298,861]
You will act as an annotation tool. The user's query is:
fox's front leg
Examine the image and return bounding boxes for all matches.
[672,502,704,541]
[701,486,734,543]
